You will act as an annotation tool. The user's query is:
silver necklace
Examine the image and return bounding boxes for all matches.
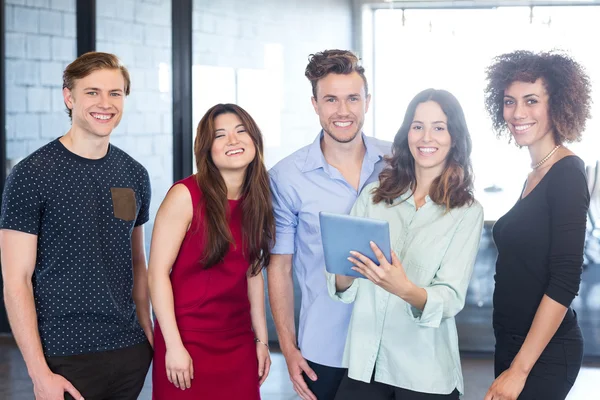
[531,145,561,169]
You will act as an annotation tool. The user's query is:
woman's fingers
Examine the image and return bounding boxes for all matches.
[182,370,192,389]
[391,250,404,270]
[168,369,180,388]
[349,251,379,275]
[369,241,390,266]
[352,262,378,283]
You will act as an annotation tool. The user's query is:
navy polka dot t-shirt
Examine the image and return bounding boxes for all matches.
[0,138,151,356]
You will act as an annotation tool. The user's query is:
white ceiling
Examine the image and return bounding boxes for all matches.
[360,0,600,8]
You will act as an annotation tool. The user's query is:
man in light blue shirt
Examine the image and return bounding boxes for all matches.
[267,49,390,400]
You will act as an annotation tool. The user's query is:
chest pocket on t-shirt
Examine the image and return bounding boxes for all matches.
[110,187,137,221]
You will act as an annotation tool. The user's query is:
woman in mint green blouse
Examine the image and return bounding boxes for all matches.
[327,88,484,400]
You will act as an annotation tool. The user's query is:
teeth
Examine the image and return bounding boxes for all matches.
[226,149,244,156]
[514,124,532,131]
[92,113,111,120]
[334,121,352,127]
[419,147,437,153]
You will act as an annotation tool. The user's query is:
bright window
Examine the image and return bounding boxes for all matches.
[372,6,600,221]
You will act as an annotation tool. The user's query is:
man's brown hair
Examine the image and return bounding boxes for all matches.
[305,49,368,99]
[62,52,131,119]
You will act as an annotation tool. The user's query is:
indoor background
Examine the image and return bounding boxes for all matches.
[1,1,599,399]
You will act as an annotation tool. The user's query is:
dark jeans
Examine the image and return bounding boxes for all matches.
[494,325,583,400]
[302,359,347,400]
[46,340,153,400]
[335,371,459,400]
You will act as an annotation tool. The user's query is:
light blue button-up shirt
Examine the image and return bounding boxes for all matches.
[326,182,484,394]
[269,132,390,367]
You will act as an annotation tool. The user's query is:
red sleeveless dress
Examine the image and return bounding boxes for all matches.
[152,175,260,399]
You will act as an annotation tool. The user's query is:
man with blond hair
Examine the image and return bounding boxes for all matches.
[0,52,152,400]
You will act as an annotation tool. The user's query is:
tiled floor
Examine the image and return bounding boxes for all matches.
[1,337,598,399]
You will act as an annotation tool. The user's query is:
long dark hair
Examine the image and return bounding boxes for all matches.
[194,103,275,276]
[373,89,474,210]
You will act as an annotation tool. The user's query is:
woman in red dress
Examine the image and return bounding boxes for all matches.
[148,103,275,399]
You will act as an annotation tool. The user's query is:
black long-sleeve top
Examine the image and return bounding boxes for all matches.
[492,156,590,337]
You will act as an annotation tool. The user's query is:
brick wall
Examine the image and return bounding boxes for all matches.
[4,0,76,165]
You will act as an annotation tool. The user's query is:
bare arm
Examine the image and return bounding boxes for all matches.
[132,226,153,346]
[266,254,296,354]
[335,275,356,293]
[1,230,47,377]
[147,184,194,389]
[248,271,268,345]
[396,280,428,311]
[1,229,83,399]
[267,254,317,400]
[148,184,191,348]
[248,270,270,384]
[485,296,568,400]
[512,296,568,374]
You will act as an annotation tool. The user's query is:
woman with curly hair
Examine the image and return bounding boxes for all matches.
[328,89,484,399]
[483,51,592,400]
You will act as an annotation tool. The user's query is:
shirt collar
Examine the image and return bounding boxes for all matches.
[396,187,432,208]
[300,130,385,173]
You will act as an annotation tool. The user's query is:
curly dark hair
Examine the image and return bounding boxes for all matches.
[484,50,592,143]
[373,89,475,211]
[305,49,368,99]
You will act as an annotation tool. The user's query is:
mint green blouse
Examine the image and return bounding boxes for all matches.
[326,181,484,395]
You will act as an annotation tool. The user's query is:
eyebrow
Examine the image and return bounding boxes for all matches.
[215,124,245,132]
[504,93,539,99]
[82,87,124,93]
[322,93,361,98]
[412,120,447,125]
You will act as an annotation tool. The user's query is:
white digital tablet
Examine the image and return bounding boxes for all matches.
[319,211,392,279]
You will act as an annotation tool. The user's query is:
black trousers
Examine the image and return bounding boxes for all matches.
[334,371,459,400]
[46,340,153,400]
[302,359,347,400]
[494,325,583,400]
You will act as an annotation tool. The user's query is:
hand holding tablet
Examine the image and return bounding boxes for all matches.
[319,212,392,279]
